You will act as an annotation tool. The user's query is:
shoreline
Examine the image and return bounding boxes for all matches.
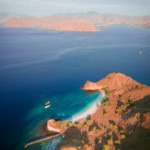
[69,93,102,122]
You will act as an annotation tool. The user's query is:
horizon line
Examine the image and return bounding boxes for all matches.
[1,12,150,18]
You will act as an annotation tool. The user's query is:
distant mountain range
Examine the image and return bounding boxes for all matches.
[1,13,150,31]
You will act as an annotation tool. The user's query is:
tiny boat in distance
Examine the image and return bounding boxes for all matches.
[45,101,50,105]
[45,101,51,109]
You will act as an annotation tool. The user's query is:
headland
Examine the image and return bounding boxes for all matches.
[46,72,150,150]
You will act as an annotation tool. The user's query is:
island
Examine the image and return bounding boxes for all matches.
[2,13,150,32]
[45,73,150,150]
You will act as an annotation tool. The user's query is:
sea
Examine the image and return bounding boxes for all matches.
[0,25,150,150]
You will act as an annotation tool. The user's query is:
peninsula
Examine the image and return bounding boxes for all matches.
[45,73,150,150]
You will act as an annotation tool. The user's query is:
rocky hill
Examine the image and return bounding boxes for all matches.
[3,13,150,32]
[44,73,150,150]
[82,73,149,96]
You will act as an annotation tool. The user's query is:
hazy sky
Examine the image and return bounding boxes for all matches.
[0,0,150,16]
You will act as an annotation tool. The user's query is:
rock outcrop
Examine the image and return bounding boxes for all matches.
[82,73,145,96]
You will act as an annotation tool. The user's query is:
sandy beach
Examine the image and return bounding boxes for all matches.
[71,94,101,122]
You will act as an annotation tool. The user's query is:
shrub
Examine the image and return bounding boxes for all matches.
[119,130,125,134]
[102,144,109,150]
[64,121,72,127]
[61,122,68,128]
[95,129,100,133]
[103,88,109,95]
[118,95,122,99]
[128,100,134,106]
[82,122,87,128]
[73,121,79,127]
[118,94,124,101]
[56,120,61,124]
[120,134,126,139]
[103,112,107,116]
[86,115,91,120]
[86,119,92,125]
[90,126,97,132]
[101,99,110,106]
[107,136,113,144]
[74,121,78,124]
[113,125,117,129]
[110,123,117,129]
[115,140,121,145]
[73,124,78,127]
[117,104,126,111]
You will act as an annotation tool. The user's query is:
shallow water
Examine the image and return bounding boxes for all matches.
[0,26,150,149]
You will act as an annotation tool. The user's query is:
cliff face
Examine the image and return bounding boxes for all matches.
[3,14,150,31]
[51,73,150,150]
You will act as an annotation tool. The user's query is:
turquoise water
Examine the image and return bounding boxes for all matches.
[21,89,100,150]
[23,89,100,137]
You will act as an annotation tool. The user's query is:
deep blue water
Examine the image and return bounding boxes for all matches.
[0,26,150,150]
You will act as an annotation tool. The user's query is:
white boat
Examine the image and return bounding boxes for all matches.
[45,101,50,105]
[45,104,50,109]
[45,101,51,109]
